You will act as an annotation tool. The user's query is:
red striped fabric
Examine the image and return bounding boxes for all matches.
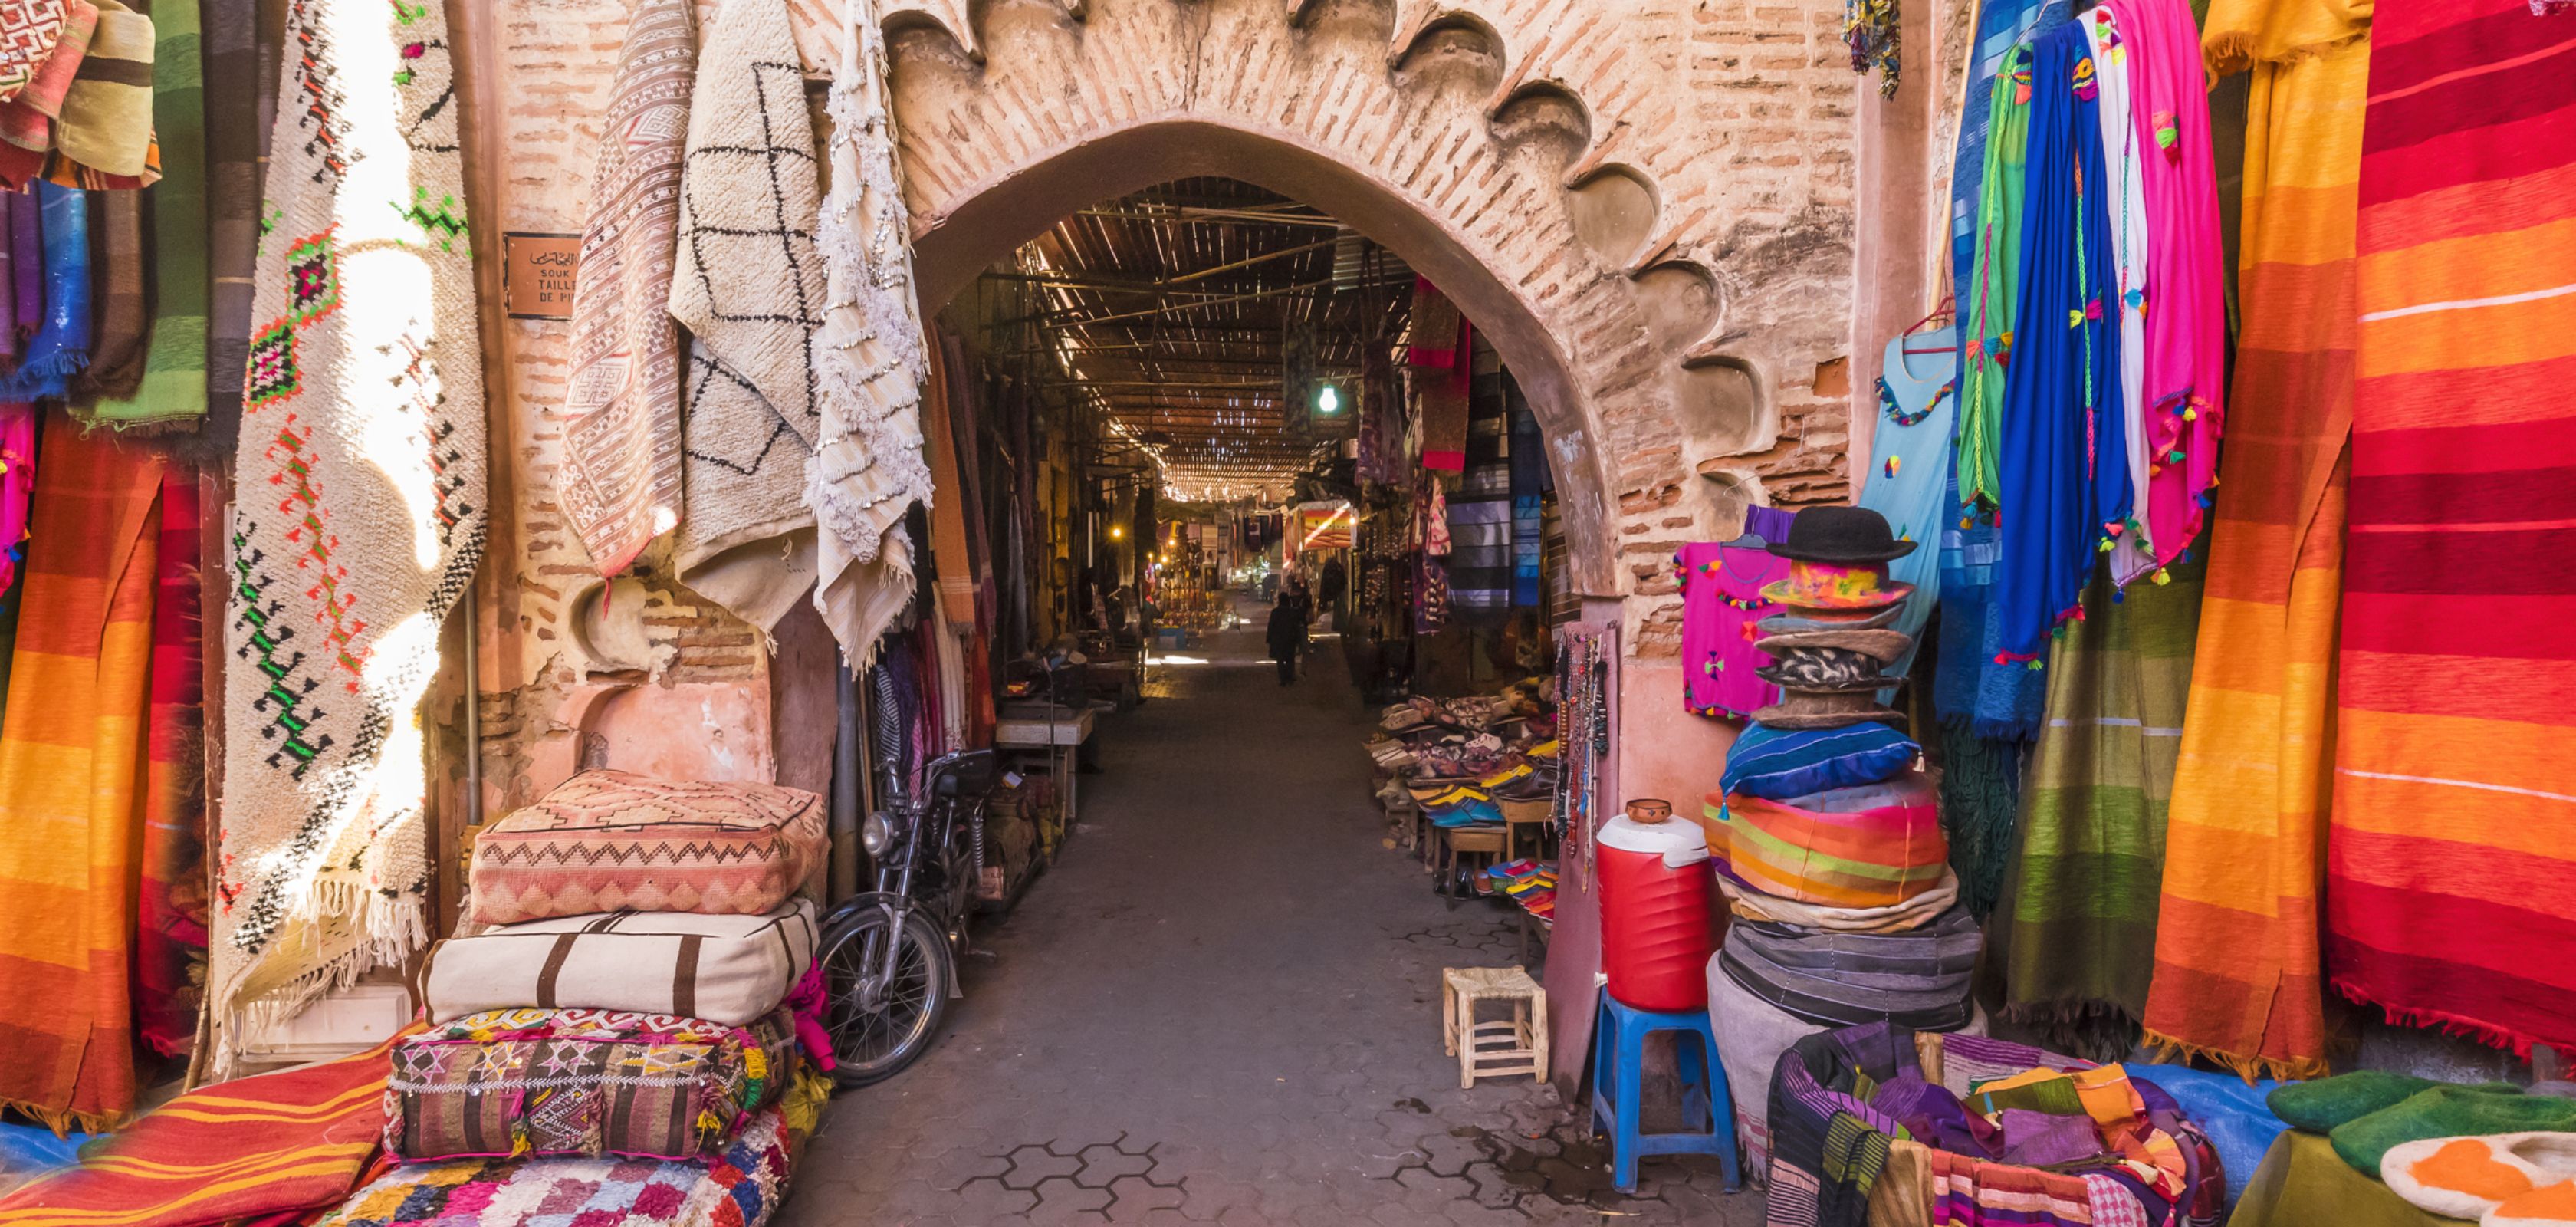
[2333,0,2576,1058]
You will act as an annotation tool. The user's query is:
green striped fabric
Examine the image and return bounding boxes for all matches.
[1987,540,2205,1058]
[82,0,204,429]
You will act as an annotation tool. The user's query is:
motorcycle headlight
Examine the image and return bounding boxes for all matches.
[861,811,896,857]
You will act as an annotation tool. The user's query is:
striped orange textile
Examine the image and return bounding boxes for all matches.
[0,410,166,1130]
[2330,0,2576,1059]
[136,469,205,1060]
[0,1033,400,1225]
[2141,0,2370,1081]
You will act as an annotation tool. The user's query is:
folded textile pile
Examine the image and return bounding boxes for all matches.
[1765,1024,2226,1227]
[1707,508,1973,1036]
[323,771,836,1222]
[1485,859,1556,923]
[0,0,160,190]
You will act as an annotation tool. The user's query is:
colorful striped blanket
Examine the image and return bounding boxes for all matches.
[2330,0,2576,1059]
[0,1033,399,1225]
[0,415,166,1130]
[2142,0,2369,1082]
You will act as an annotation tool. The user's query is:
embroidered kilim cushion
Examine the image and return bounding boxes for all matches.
[470,770,826,926]
[420,900,818,1028]
[384,1007,796,1161]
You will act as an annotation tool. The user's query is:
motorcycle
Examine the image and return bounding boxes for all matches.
[814,746,1000,1087]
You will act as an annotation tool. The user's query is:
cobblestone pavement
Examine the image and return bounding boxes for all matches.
[780,614,1763,1226]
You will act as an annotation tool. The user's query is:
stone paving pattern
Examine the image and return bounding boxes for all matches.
[779,617,1763,1226]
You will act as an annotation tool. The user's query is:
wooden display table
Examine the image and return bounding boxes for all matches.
[997,702,1099,825]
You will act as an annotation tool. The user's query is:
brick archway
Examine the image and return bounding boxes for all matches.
[870,0,1850,600]
[909,118,1621,589]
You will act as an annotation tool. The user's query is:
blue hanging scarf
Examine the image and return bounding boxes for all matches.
[1993,22,2128,663]
[0,182,87,402]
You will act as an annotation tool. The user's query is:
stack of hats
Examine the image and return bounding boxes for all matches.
[393,771,832,1169]
[1707,506,1979,1032]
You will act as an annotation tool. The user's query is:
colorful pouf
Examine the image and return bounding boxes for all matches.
[1718,721,1919,801]
[386,1008,798,1162]
[471,771,828,926]
[1723,773,1946,910]
[321,1106,794,1227]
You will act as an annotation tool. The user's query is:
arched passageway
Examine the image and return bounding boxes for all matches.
[906,119,1621,586]
[772,169,1754,1223]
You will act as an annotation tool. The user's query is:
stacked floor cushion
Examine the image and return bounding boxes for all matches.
[1722,772,1947,910]
[1720,721,1921,801]
[386,1008,800,1161]
[1718,906,1980,1030]
[420,899,819,1027]
[470,769,827,925]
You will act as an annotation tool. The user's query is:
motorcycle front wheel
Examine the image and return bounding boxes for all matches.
[818,904,953,1088]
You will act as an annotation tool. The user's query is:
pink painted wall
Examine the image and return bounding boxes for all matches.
[1615,659,1740,830]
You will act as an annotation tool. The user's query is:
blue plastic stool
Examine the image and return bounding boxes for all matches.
[1589,986,1742,1193]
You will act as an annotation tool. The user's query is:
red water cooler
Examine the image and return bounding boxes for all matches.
[1595,810,1715,1012]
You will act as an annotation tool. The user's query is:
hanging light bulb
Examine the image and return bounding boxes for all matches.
[1316,385,1340,416]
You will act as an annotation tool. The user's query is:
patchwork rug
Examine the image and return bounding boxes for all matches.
[213,0,488,1071]
[320,1105,792,1227]
[2331,0,2576,1059]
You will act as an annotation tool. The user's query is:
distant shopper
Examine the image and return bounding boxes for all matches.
[1318,556,1347,630]
[1283,575,1314,639]
[1266,596,1303,686]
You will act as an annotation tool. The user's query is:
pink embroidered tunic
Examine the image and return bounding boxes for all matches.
[1677,541,1788,719]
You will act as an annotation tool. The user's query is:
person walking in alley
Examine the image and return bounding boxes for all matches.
[1282,572,1315,645]
[1267,594,1303,685]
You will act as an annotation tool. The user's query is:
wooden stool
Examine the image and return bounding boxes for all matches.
[1441,966,1549,1088]
[1499,797,1552,861]
[1441,826,1507,905]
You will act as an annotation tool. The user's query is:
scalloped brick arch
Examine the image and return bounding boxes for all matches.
[868,0,1815,599]
[907,118,1624,592]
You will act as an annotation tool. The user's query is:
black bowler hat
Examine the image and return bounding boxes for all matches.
[1766,505,1918,564]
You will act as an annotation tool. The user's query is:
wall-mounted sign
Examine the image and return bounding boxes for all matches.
[502,232,581,320]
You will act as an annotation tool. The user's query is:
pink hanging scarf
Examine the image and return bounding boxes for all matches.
[2112,0,2224,571]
